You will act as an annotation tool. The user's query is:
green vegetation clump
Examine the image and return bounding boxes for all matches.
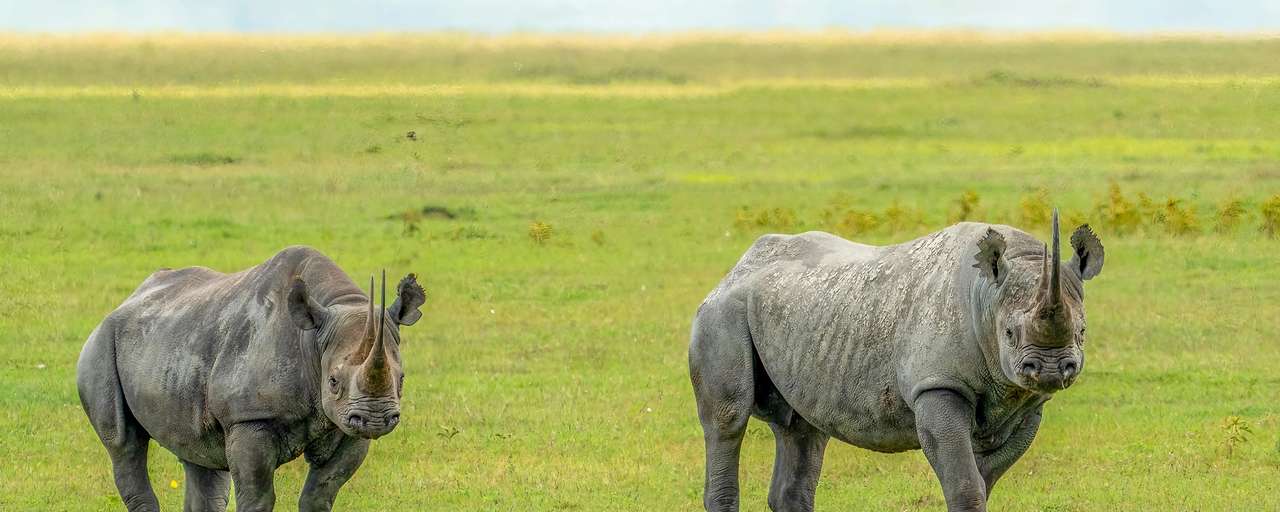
[1262,195,1280,237]
[1018,188,1052,228]
[527,221,554,244]
[1214,199,1248,234]
[1095,183,1143,233]
[951,190,981,223]
[1158,198,1200,236]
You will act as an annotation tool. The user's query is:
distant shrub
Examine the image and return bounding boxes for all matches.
[1018,188,1051,228]
[528,221,554,244]
[1095,183,1142,233]
[1221,416,1252,459]
[1262,195,1280,238]
[951,190,981,223]
[1064,210,1090,230]
[1214,199,1248,234]
[834,210,881,238]
[1157,198,1200,236]
[734,206,798,232]
[882,201,925,233]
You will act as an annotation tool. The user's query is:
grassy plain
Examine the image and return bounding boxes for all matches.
[1,33,1278,510]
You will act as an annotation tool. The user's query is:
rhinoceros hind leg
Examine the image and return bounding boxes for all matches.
[182,461,230,512]
[766,416,829,512]
[689,301,755,512]
[77,325,160,512]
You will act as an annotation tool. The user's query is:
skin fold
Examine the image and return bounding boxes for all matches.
[77,246,426,512]
[690,216,1103,512]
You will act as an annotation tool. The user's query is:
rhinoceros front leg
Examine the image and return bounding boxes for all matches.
[915,389,986,512]
[298,434,370,512]
[976,406,1042,497]
[225,422,281,512]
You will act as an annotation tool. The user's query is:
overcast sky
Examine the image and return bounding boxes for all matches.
[2,0,1278,33]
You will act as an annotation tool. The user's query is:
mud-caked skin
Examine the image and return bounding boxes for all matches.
[690,212,1104,512]
[77,246,427,512]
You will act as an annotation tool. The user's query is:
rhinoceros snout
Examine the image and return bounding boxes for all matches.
[344,409,401,438]
[1017,356,1080,392]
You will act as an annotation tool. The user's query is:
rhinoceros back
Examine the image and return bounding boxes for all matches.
[719,226,994,452]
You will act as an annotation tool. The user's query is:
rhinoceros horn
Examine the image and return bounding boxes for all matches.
[1032,209,1072,346]
[359,270,393,394]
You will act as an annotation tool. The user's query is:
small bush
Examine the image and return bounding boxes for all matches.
[734,206,799,233]
[1018,188,1051,228]
[1221,416,1252,459]
[951,190,981,223]
[833,210,880,238]
[1214,199,1248,234]
[1158,198,1200,236]
[1095,183,1142,233]
[528,221,553,244]
[882,201,925,233]
[1261,194,1280,238]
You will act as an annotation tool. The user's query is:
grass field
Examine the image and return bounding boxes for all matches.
[1,33,1278,510]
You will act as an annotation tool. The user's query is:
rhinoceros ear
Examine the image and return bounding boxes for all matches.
[1069,224,1104,280]
[973,228,1010,285]
[388,273,426,326]
[287,277,326,330]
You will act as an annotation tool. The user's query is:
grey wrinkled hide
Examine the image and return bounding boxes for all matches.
[690,219,1103,512]
[77,246,426,512]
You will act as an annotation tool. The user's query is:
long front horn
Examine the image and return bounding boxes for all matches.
[1050,207,1061,308]
[361,270,392,392]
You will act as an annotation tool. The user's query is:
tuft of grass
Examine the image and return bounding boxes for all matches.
[1214,198,1248,234]
[1158,197,1200,236]
[950,190,981,223]
[1018,188,1051,228]
[527,221,554,244]
[1221,416,1252,459]
[1261,194,1280,238]
[1095,183,1143,233]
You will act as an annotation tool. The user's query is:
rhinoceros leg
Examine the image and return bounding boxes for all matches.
[77,325,160,512]
[689,301,755,512]
[915,389,986,512]
[182,461,230,512]
[766,416,829,512]
[298,434,370,512]
[225,422,280,512]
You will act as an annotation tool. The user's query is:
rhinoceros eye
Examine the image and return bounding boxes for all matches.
[328,376,339,393]
[1004,328,1014,339]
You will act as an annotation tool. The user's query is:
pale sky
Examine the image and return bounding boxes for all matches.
[1,0,1277,33]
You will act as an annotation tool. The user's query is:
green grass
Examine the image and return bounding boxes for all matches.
[1,33,1278,510]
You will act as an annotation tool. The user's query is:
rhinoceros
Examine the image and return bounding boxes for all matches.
[77,246,426,512]
[689,212,1103,512]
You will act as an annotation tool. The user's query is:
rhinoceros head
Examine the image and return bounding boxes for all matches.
[288,271,426,439]
[974,209,1104,394]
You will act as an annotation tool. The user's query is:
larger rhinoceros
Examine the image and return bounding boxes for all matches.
[689,212,1103,512]
[77,246,426,512]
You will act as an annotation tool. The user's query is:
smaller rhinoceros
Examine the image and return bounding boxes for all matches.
[690,211,1103,512]
[77,246,426,512]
